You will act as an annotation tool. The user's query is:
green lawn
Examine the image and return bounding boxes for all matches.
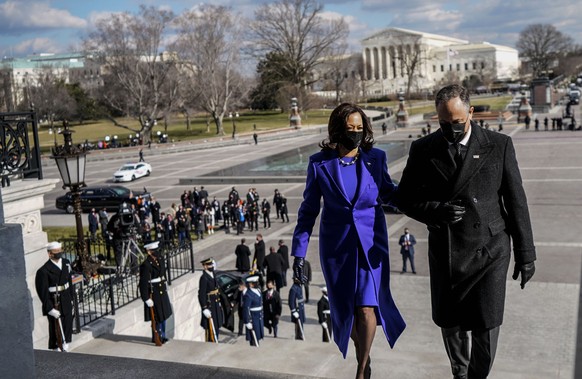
[36,109,334,152]
[45,226,88,241]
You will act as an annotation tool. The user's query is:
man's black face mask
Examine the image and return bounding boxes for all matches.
[339,131,363,150]
[440,121,467,144]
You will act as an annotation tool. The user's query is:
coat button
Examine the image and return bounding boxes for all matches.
[473,222,481,229]
[473,197,478,203]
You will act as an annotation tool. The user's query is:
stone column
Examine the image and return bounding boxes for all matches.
[2,178,60,350]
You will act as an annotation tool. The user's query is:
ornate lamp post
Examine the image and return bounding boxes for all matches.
[50,121,97,277]
[230,112,239,139]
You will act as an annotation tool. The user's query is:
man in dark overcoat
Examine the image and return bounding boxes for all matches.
[395,84,536,379]
[263,280,282,337]
[264,246,286,291]
[35,241,75,351]
[277,239,290,287]
[254,233,266,275]
[198,257,223,342]
[234,238,251,273]
[139,241,173,344]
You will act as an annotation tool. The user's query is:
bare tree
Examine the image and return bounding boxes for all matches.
[172,5,244,136]
[516,24,574,78]
[83,5,176,144]
[19,67,76,127]
[250,0,349,90]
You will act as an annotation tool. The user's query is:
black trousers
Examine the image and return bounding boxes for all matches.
[47,313,73,349]
[441,326,500,379]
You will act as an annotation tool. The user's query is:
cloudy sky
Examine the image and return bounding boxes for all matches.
[1,0,581,58]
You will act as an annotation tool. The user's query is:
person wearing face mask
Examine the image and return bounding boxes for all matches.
[395,84,536,379]
[198,257,224,342]
[139,241,173,345]
[291,103,405,379]
[35,241,75,351]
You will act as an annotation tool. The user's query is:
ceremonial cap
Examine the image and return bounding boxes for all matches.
[144,241,160,250]
[46,241,62,251]
[200,257,214,266]
[322,286,328,293]
[246,274,260,283]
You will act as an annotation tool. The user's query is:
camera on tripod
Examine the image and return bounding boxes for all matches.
[117,202,139,237]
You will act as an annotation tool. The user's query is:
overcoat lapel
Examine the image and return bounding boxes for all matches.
[321,154,351,205]
[354,149,374,205]
[430,132,457,181]
[451,124,494,197]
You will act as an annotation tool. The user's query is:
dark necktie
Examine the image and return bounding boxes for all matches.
[454,143,464,172]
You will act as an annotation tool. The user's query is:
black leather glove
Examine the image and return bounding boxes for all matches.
[292,257,307,284]
[433,200,466,224]
[512,261,535,289]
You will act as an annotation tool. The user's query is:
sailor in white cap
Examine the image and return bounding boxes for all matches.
[139,240,172,345]
[317,286,332,342]
[243,274,264,346]
[35,241,74,351]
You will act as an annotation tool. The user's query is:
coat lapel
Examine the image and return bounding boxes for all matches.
[354,149,374,204]
[321,152,351,205]
[451,123,494,197]
[430,131,457,181]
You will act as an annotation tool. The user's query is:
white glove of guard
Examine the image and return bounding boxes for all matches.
[321,322,328,329]
[48,308,61,318]
[203,309,212,319]
[145,299,154,307]
[292,311,300,319]
[246,322,253,330]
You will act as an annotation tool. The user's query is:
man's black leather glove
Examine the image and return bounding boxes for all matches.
[292,257,307,284]
[512,261,535,289]
[433,200,466,225]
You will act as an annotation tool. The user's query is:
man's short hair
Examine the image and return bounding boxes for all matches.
[435,84,470,110]
[241,238,246,243]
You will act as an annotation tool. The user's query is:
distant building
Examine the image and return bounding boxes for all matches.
[360,27,519,97]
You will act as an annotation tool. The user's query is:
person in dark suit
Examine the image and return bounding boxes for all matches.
[263,280,282,338]
[198,258,224,342]
[235,238,251,273]
[395,84,536,379]
[263,246,286,291]
[35,242,75,352]
[277,239,290,287]
[139,241,173,344]
[291,103,405,379]
[398,228,417,274]
[317,287,332,343]
[254,234,266,275]
[88,208,99,240]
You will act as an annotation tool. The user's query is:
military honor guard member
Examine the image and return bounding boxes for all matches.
[288,277,306,340]
[139,241,173,345]
[317,287,332,343]
[35,241,75,351]
[198,257,223,342]
[263,280,282,338]
[243,274,264,346]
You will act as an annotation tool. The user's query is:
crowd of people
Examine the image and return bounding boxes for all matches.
[85,186,292,268]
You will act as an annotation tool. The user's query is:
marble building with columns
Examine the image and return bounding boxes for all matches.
[361,27,519,96]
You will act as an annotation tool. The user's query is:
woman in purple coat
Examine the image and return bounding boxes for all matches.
[291,103,405,379]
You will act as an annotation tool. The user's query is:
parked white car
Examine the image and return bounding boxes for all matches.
[113,162,152,182]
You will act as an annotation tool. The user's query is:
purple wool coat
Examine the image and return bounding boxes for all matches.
[291,147,406,357]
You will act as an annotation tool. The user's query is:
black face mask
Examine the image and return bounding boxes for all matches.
[207,266,215,272]
[339,131,363,150]
[52,253,62,260]
[440,122,467,144]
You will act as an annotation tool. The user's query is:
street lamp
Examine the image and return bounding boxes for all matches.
[50,121,97,277]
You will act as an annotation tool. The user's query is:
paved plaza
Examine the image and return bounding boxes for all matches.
[36,106,582,378]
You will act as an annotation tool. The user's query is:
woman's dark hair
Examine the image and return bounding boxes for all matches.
[319,103,375,151]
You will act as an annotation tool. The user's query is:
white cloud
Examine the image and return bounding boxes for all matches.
[11,37,63,55]
[0,1,87,34]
